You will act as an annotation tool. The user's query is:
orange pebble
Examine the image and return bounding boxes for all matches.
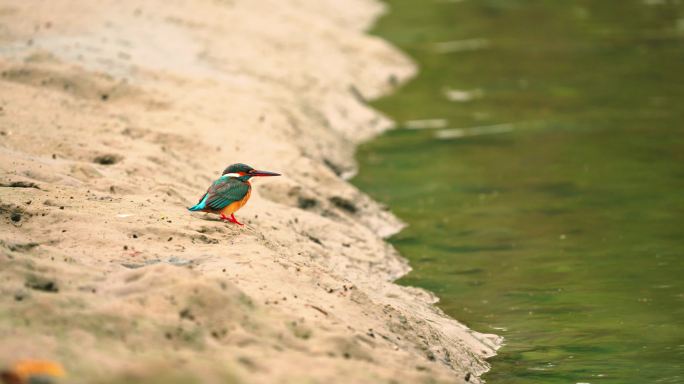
[1,360,65,384]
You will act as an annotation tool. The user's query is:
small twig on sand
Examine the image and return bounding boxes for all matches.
[307,304,328,316]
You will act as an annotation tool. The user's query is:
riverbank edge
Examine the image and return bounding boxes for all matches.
[338,0,504,379]
[0,0,501,382]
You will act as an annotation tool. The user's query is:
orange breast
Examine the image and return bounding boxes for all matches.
[219,187,251,216]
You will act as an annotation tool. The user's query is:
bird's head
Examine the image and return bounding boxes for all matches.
[221,163,281,181]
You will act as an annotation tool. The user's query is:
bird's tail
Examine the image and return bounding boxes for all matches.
[188,193,208,211]
[187,204,204,211]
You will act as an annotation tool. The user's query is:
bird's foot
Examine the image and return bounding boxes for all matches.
[219,213,243,226]
[230,213,244,226]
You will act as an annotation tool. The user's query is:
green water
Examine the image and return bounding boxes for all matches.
[354,1,684,383]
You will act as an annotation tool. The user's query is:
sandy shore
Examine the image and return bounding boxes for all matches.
[0,1,500,382]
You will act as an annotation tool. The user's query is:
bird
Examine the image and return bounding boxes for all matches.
[188,163,280,225]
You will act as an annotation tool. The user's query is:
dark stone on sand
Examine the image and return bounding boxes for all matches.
[93,154,122,165]
[0,181,39,189]
[10,212,21,222]
[179,308,195,321]
[329,196,357,213]
[14,290,29,301]
[297,196,318,210]
[307,234,322,245]
[8,242,39,252]
[25,275,59,293]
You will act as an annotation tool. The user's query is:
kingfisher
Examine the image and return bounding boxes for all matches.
[188,163,280,225]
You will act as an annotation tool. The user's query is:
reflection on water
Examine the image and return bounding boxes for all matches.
[355,1,684,383]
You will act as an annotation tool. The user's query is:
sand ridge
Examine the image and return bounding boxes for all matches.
[0,0,500,383]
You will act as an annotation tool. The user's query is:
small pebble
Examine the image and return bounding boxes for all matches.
[14,290,28,301]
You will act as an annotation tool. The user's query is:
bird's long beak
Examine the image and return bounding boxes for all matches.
[251,170,281,177]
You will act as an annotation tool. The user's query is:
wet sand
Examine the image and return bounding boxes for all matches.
[0,1,500,383]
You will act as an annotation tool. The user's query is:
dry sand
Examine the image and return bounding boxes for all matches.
[0,1,501,383]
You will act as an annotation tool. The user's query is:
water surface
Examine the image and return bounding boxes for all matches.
[354,1,684,383]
